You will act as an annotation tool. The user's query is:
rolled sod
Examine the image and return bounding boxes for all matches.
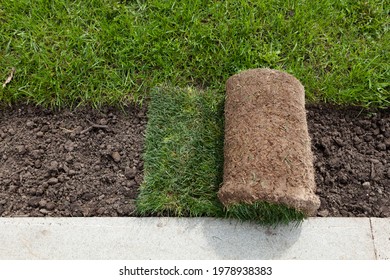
[218,68,320,217]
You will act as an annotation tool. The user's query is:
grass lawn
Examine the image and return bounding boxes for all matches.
[1,0,388,223]
[1,0,388,108]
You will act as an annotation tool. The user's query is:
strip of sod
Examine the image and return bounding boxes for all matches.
[137,86,225,217]
[137,86,305,225]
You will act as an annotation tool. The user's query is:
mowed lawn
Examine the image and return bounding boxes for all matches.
[1,0,388,108]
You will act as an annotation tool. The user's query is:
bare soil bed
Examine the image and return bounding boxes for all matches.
[0,104,147,217]
[307,105,390,218]
[0,103,389,218]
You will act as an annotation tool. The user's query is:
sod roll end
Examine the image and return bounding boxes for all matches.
[218,68,320,217]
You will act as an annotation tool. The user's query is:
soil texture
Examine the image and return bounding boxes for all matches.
[0,103,389,218]
[0,104,146,217]
[307,105,390,218]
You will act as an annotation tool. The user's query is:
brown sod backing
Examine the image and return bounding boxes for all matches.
[218,68,320,216]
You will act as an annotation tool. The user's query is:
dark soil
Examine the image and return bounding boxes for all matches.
[0,103,389,218]
[0,104,147,217]
[307,105,390,218]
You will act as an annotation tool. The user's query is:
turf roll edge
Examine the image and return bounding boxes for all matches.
[218,68,321,218]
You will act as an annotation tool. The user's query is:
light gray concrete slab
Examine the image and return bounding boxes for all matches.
[0,217,377,260]
[370,218,390,260]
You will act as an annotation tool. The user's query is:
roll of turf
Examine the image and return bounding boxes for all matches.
[218,68,320,217]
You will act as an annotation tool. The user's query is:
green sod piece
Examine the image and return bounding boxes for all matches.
[137,86,225,217]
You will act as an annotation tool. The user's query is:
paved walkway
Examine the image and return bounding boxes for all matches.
[0,217,389,260]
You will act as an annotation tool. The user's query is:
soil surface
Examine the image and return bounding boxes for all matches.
[0,104,147,217]
[0,103,389,218]
[307,105,390,218]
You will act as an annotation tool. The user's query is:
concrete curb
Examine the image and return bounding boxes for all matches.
[0,217,389,260]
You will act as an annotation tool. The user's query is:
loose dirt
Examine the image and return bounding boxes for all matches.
[307,105,390,218]
[0,103,389,217]
[0,104,146,217]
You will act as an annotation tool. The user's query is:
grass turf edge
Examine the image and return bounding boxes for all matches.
[224,201,305,226]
